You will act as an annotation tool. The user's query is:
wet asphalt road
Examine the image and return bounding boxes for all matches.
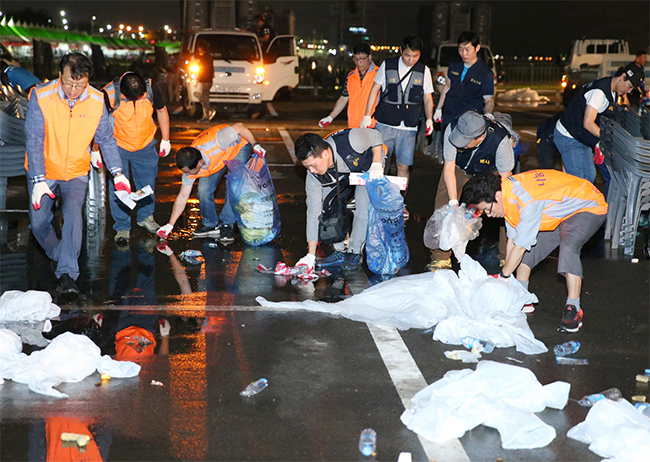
[1,95,649,462]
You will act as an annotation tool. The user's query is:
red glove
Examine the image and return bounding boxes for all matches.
[594,143,604,165]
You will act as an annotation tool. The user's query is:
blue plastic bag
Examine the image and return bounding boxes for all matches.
[365,176,409,275]
[225,155,281,246]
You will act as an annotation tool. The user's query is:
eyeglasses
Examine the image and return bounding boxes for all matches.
[352,55,369,62]
[60,80,88,90]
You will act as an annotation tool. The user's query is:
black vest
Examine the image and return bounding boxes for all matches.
[313,129,373,186]
[560,77,616,148]
[452,117,511,175]
[443,58,494,127]
[373,58,426,128]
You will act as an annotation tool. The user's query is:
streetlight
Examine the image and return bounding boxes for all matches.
[107,24,112,30]
[91,15,96,34]
[60,11,65,17]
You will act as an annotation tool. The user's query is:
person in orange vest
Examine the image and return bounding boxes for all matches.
[156,123,266,244]
[26,52,130,300]
[460,170,608,333]
[319,43,379,129]
[91,72,171,245]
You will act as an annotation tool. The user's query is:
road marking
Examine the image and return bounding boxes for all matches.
[520,130,537,138]
[277,127,297,164]
[267,102,278,117]
[267,163,298,167]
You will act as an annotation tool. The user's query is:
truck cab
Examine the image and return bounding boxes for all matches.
[180,29,299,118]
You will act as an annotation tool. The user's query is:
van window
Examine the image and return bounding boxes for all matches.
[596,44,606,54]
[608,42,619,54]
[586,45,595,54]
[196,34,260,62]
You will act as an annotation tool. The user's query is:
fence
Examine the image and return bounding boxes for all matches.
[501,64,564,85]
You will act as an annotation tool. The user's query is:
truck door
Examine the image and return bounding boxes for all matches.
[261,35,299,101]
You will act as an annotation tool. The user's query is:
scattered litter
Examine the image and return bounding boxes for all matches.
[115,185,153,210]
[100,373,111,381]
[568,398,650,460]
[424,204,482,260]
[445,350,479,363]
[497,88,550,103]
[461,336,495,354]
[506,357,523,364]
[400,361,570,449]
[556,357,589,365]
[180,250,204,265]
[0,321,51,347]
[631,258,639,263]
[397,452,412,462]
[358,428,377,456]
[240,378,268,397]
[253,257,260,261]
[151,380,164,387]
[578,388,622,407]
[637,374,650,383]
[61,433,91,448]
[635,402,650,417]
[0,290,61,322]
[553,341,580,357]
[256,262,331,281]
[208,242,219,248]
[631,395,647,403]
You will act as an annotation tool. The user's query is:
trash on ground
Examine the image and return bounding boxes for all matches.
[114,185,153,210]
[240,377,268,397]
[506,357,523,363]
[358,428,377,456]
[497,88,550,103]
[350,171,408,190]
[424,204,482,260]
[256,262,330,281]
[100,373,111,381]
[556,357,589,366]
[257,255,544,354]
[568,398,650,460]
[461,336,495,354]
[61,432,91,448]
[637,374,650,383]
[578,388,622,407]
[151,380,164,387]
[0,321,51,347]
[445,350,479,363]
[631,395,647,403]
[0,290,61,322]
[635,402,650,417]
[0,330,140,398]
[400,361,570,449]
[553,341,580,357]
[180,250,204,265]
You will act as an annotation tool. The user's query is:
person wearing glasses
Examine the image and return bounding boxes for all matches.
[460,170,607,333]
[26,52,130,300]
[319,44,379,129]
[426,110,515,271]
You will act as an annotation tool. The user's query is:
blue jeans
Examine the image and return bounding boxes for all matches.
[197,143,251,227]
[108,139,159,231]
[27,176,88,280]
[554,127,596,183]
[375,123,417,167]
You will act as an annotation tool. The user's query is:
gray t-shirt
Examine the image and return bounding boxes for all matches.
[181,126,240,185]
[443,123,516,173]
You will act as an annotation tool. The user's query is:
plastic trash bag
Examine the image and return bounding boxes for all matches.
[400,361,570,449]
[567,398,650,461]
[365,177,409,275]
[0,290,61,322]
[424,204,482,260]
[226,155,281,246]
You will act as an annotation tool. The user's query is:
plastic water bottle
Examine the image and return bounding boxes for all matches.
[358,428,377,456]
[461,337,495,354]
[578,388,622,407]
[634,402,650,417]
[553,341,581,356]
[240,378,268,397]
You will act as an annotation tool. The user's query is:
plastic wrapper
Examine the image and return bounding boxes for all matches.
[365,177,409,275]
[400,361,570,449]
[0,321,50,347]
[0,290,61,322]
[226,155,281,246]
[424,204,482,260]
[567,398,650,461]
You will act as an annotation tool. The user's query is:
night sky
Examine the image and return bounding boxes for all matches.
[2,0,648,56]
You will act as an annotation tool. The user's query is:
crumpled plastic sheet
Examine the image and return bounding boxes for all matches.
[257,255,545,355]
[0,321,50,347]
[0,290,61,322]
[401,361,570,449]
[0,330,141,398]
[424,204,482,260]
[445,350,479,363]
[567,398,650,462]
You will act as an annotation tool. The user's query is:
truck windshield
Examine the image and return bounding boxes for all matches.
[197,34,260,62]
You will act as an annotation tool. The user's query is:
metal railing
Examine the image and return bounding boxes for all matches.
[501,64,565,85]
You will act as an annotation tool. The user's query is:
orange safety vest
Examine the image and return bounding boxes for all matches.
[187,124,248,179]
[103,75,157,151]
[46,417,102,462]
[502,170,608,232]
[25,80,104,181]
[114,325,156,361]
[346,63,378,128]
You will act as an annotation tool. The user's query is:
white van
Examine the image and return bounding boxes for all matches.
[180,29,299,118]
[429,42,497,96]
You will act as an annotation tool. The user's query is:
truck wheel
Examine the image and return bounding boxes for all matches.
[246,103,266,119]
[181,86,202,118]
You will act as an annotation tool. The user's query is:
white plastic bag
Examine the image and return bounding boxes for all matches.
[0,290,61,322]
[424,204,482,259]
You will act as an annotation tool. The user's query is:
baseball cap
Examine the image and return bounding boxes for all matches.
[449,111,488,148]
[619,62,644,88]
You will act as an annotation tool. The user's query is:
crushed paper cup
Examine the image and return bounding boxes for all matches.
[115,185,154,210]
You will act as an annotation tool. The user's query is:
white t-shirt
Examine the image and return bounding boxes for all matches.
[556,88,614,138]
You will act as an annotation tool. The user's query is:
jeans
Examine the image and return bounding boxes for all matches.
[554,127,596,183]
[108,139,159,231]
[375,123,417,167]
[27,176,88,280]
[197,143,251,228]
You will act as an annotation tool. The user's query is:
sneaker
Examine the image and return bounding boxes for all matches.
[316,250,346,268]
[522,304,535,314]
[341,252,362,271]
[426,258,452,272]
[558,304,583,333]
[193,225,220,238]
[137,215,161,234]
[218,224,234,244]
[56,274,79,298]
[403,206,410,221]
[115,229,130,244]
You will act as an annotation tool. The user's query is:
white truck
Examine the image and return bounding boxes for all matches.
[180,29,299,118]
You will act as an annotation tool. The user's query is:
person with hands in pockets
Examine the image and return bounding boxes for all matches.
[157,123,265,244]
[26,52,130,299]
[91,71,171,244]
[294,128,385,272]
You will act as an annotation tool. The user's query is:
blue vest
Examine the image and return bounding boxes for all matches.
[443,58,494,127]
[559,77,616,148]
[373,58,426,128]
[451,116,511,175]
[313,129,373,186]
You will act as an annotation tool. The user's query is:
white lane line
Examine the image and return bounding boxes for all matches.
[278,127,297,164]
[367,323,471,462]
[520,130,537,138]
[101,304,303,312]
[267,163,298,167]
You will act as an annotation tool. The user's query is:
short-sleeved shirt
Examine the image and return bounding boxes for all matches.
[181,126,240,186]
[442,122,516,173]
[374,58,434,94]
[555,88,614,138]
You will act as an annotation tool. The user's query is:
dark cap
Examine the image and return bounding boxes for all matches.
[449,111,487,148]
[620,62,644,88]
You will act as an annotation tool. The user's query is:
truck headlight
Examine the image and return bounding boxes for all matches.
[254,66,265,84]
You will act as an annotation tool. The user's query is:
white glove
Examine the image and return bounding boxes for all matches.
[156,242,174,256]
[159,139,172,157]
[296,254,316,271]
[433,108,443,123]
[368,161,384,181]
[425,119,434,136]
[448,199,459,206]
[31,182,55,210]
[253,143,266,157]
[158,319,171,336]
[90,150,103,169]
[157,223,174,239]
[360,115,372,128]
[485,113,495,121]
[319,116,333,128]
[113,173,131,194]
